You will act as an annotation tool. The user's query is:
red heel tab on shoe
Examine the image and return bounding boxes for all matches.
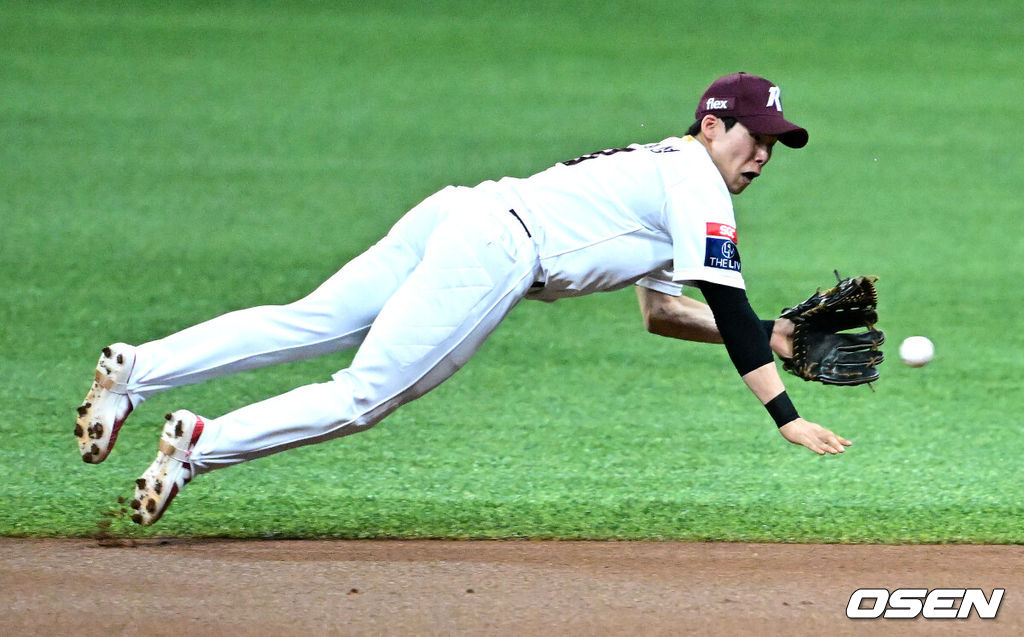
[190,418,205,448]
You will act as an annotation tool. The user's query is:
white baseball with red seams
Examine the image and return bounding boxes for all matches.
[899,336,934,367]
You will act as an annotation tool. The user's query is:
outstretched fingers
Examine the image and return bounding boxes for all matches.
[779,419,853,455]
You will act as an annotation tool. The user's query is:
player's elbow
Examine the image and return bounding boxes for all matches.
[638,287,723,343]
[640,300,678,337]
[642,310,668,336]
[639,289,691,338]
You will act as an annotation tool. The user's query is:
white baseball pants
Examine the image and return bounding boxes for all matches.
[124,186,542,473]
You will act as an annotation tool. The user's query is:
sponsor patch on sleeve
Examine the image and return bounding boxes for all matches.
[706,222,737,242]
[704,223,741,272]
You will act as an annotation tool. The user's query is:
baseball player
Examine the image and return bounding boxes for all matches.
[76,72,852,526]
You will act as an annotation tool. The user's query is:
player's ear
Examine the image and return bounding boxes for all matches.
[699,115,720,141]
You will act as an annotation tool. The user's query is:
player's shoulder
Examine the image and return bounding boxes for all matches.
[639,136,711,168]
[639,135,694,154]
[644,136,719,183]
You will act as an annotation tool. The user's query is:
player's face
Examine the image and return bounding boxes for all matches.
[705,120,777,194]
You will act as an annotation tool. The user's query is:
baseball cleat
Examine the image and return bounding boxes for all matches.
[76,343,136,464]
[131,410,205,526]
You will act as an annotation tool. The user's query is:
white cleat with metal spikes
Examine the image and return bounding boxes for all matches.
[131,410,205,526]
[75,343,136,463]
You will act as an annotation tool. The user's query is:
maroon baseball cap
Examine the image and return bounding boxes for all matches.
[694,72,809,148]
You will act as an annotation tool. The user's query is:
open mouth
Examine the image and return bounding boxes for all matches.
[742,171,759,181]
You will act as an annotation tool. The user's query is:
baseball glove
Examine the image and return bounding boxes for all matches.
[778,274,885,386]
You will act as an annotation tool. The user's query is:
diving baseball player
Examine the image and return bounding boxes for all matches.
[75,72,853,526]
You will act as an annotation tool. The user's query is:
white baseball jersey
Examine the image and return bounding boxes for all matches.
[474,135,745,300]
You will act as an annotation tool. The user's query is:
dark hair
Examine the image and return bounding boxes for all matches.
[686,115,737,137]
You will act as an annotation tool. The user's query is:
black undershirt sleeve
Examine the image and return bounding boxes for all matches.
[696,280,773,377]
[696,281,800,427]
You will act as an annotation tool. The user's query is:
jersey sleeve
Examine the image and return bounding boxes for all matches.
[664,180,746,290]
[635,270,684,296]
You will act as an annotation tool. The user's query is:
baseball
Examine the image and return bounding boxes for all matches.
[899,336,934,367]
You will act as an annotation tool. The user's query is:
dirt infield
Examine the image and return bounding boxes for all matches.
[2,539,1020,636]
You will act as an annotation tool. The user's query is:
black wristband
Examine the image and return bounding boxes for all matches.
[761,319,776,340]
[765,391,799,428]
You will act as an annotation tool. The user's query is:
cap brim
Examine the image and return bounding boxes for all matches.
[777,127,809,149]
[738,115,809,148]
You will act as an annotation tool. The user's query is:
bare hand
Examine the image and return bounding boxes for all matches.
[779,418,852,455]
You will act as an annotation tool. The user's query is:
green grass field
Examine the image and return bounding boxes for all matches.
[2,0,1022,542]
